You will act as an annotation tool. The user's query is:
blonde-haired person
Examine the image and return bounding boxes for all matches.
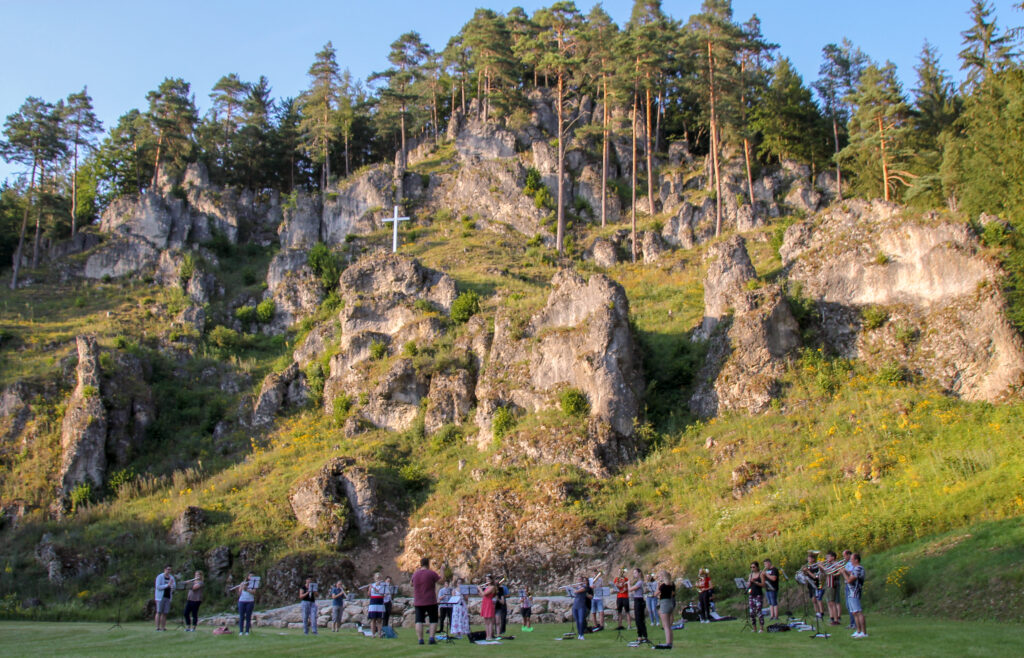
[655,570,675,649]
[367,572,386,638]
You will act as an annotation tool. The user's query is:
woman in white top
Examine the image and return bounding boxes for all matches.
[237,572,256,635]
[366,572,387,638]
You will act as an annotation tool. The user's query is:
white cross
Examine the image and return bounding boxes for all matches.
[382,205,410,253]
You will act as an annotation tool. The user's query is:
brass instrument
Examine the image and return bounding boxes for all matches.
[822,559,848,575]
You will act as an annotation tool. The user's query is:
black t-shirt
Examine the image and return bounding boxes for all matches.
[748,574,763,597]
[162,586,171,599]
[301,589,315,602]
[658,583,675,600]
[763,567,779,591]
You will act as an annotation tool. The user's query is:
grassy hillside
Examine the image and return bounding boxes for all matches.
[1,183,1023,625]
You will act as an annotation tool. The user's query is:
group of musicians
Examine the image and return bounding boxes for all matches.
[743,549,867,638]
[153,550,868,641]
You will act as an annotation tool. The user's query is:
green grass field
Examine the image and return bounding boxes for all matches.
[0,616,1019,657]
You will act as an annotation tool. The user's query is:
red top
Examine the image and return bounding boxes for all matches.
[698,576,712,592]
[411,568,441,606]
[614,576,629,598]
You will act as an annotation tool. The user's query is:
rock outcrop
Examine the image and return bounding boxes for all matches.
[781,199,1024,401]
[695,235,758,340]
[169,506,206,546]
[288,458,379,545]
[473,269,644,474]
[252,363,307,428]
[58,336,108,498]
[690,284,801,418]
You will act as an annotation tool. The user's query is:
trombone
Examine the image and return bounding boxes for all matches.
[822,560,848,575]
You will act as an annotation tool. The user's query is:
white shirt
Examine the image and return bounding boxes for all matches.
[154,572,175,602]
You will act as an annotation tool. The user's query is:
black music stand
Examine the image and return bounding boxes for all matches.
[734,578,751,633]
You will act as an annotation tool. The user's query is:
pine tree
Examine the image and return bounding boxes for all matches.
[814,39,868,200]
[839,62,913,201]
[97,109,153,198]
[462,9,517,123]
[62,88,102,236]
[301,43,342,193]
[372,32,428,176]
[145,78,197,189]
[533,1,584,254]
[234,76,275,190]
[959,0,1017,92]
[750,58,827,166]
[906,42,960,208]
[579,4,619,227]
[736,15,776,213]
[1,97,63,288]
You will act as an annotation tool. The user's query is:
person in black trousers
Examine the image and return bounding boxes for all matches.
[182,570,203,632]
[629,568,648,644]
[494,582,508,636]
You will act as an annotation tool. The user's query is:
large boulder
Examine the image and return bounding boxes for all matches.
[441,158,552,241]
[264,551,355,606]
[690,285,801,417]
[252,363,307,428]
[321,168,394,245]
[58,336,108,499]
[169,506,205,546]
[101,350,154,466]
[473,270,645,474]
[781,199,1024,401]
[695,235,758,340]
[287,458,379,545]
[424,369,476,435]
[455,121,517,161]
[264,249,324,332]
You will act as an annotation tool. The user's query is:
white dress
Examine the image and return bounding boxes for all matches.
[450,592,470,636]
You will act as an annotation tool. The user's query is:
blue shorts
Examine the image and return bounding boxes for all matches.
[814,588,824,601]
[765,590,778,606]
[847,595,862,614]
[591,598,604,613]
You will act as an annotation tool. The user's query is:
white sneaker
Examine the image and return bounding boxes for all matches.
[578,635,585,640]
[239,632,244,636]
[851,631,861,638]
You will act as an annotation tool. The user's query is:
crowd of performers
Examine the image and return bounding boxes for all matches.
[151,550,868,644]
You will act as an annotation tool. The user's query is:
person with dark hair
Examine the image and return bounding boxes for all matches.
[842,553,868,639]
[589,570,605,630]
[437,578,453,635]
[183,570,203,632]
[613,568,631,630]
[494,579,508,636]
[572,572,594,640]
[480,575,498,641]
[450,578,470,638]
[629,567,648,645]
[823,551,843,625]
[367,572,386,638]
[645,574,659,627]
[655,570,675,649]
[329,580,346,632]
[747,562,765,633]
[299,577,318,635]
[762,559,780,621]
[237,572,256,636]
[153,565,175,631]
[520,587,533,631]
[382,576,394,629]
[696,568,713,623]
[411,557,441,645]
[801,551,824,619]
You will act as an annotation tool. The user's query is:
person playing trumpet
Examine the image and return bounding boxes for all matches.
[762,559,780,621]
[823,551,844,625]
[366,572,387,638]
[235,572,256,636]
[696,568,713,623]
[182,570,204,632]
[801,551,824,619]
[571,572,594,640]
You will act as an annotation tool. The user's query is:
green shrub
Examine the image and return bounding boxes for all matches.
[305,362,326,405]
[430,424,462,452]
[113,336,129,350]
[208,325,243,350]
[179,252,196,287]
[256,299,276,324]
[242,268,257,286]
[413,299,434,313]
[861,305,889,330]
[81,385,99,399]
[307,242,342,290]
[322,291,343,312]
[369,340,388,360]
[524,167,542,195]
[107,467,137,496]
[400,463,430,492]
[403,341,419,357]
[451,291,481,324]
[877,360,905,385]
[874,252,891,266]
[332,394,352,425]
[492,406,516,439]
[235,305,257,325]
[894,322,919,345]
[69,482,93,513]
[559,388,590,418]
[533,185,554,210]
[981,221,1010,247]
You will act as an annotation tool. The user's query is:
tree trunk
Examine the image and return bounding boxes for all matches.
[556,73,565,254]
[151,133,164,190]
[71,137,79,236]
[32,161,46,269]
[10,157,36,290]
[400,103,408,172]
[601,75,609,227]
[708,41,723,237]
[645,84,655,216]
[344,133,350,178]
[740,60,756,222]
[832,117,843,201]
[655,85,665,154]
[878,115,889,201]
[431,84,439,143]
[631,84,639,264]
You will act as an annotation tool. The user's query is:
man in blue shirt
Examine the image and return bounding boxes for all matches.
[842,553,867,638]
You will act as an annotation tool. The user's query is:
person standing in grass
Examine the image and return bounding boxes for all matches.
[843,549,855,628]
[382,576,394,628]
[655,570,675,649]
[629,567,648,644]
[437,578,453,635]
[480,574,498,641]
[367,572,386,638]
[153,565,175,631]
[450,578,470,638]
[411,556,442,645]
[520,587,534,631]
[299,577,318,635]
[747,561,766,633]
[329,580,346,632]
[589,570,605,630]
[572,572,594,640]
[696,568,713,623]
[645,574,659,627]
[762,559,780,621]
[823,552,843,625]
[842,554,868,639]
[614,568,631,630]
[237,572,256,636]
[183,570,203,632]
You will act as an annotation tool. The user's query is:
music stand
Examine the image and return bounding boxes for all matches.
[107,575,123,631]
[309,582,319,593]
[734,578,752,632]
[682,579,694,589]
[249,576,262,590]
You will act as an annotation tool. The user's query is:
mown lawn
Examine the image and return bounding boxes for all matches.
[0,615,1020,657]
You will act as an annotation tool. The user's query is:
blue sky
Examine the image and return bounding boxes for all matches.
[2,0,1022,182]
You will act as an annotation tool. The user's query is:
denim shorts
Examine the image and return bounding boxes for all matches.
[847,595,862,614]
[658,599,676,615]
[765,590,778,606]
[591,598,604,613]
